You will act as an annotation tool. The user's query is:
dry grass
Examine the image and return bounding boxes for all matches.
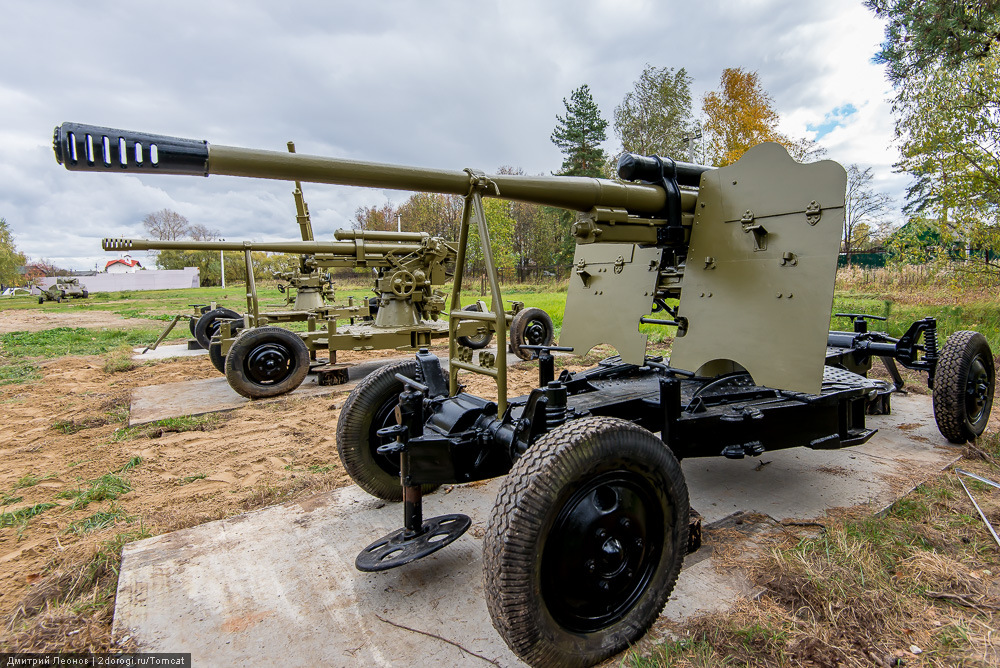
[628,449,1000,668]
[836,264,1000,302]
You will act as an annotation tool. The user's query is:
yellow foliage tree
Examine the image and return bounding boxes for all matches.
[702,68,818,167]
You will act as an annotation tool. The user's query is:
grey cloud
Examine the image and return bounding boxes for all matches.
[1,0,902,270]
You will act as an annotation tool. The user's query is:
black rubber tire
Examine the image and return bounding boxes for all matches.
[484,417,689,668]
[194,307,241,350]
[208,340,227,374]
[38,296,44,305]
[188,305,211,338]
[509,307,555,361]
[81,290,89,298]
[933,330,995,443]
[336,360,439,501]
[456,303,494,350]
[225,326,310,399]
[55,295,62,303]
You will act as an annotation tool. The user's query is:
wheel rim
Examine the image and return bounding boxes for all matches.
[465,330,491,346]
[242,342,297,385]
[541,470,667,633]
[522,318,550,346]
[965,357,991,424]
[369,390,404,477]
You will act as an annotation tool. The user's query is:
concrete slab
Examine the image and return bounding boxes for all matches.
[132,342,208,361]
[128,348,531,426]
[114,394,960,666]
[127,358,395,426]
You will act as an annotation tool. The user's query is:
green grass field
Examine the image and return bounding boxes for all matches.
[2,278,998,364]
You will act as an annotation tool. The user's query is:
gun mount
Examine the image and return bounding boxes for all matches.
[54,122,994,668]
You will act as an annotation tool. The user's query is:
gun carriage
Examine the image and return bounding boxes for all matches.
[54,123,995,668]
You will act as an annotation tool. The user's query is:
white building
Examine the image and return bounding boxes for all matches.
[105,255,142,274]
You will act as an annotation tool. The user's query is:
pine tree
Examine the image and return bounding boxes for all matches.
[865,0,999,85]
[550,85,609,177]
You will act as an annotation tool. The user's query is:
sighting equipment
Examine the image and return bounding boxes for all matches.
[53,123,995,668]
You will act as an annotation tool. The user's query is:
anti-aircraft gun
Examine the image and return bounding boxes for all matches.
[103,231,534,399]
[53,123,995,668]
[271,141,346,313]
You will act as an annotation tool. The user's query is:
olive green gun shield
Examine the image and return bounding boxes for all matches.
[560,242,661,364]
[670,143,846,394]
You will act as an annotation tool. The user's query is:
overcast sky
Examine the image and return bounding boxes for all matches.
[0,0,901,271]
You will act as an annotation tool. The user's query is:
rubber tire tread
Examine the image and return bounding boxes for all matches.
[194,307,241,350]
[208,340,226,374]
[457,303,494,350]
[335,360,439,501]
[483,416,689,668]
[225,326,310,399]
[509,307,554,361]
[933,330,995,444]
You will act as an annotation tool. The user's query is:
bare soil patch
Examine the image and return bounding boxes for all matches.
[0,315,565,650]
[0,309,158,334]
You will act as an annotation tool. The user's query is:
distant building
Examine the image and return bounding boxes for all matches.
[105,255,142,274]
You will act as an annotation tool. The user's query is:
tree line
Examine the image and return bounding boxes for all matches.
[355,66,861,277]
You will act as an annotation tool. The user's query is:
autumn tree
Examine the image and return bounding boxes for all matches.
[353,202,398,232]
[614,65,695,160]
[843,165,894,264]
[701,68,822,167]
[396,192,463,240]
[0,218,27,287]
[551,84,609,177]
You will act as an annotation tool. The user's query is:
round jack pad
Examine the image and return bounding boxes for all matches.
[356,513,471,572]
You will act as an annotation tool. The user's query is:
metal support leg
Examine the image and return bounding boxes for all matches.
[355,381,470,572]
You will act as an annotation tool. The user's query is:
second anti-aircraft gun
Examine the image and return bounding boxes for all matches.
[53,123,995,668]
[103,230,543,399]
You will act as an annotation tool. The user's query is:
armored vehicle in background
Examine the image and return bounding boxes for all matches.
[37,277,89,303]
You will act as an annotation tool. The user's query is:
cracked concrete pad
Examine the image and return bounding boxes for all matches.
[113,394,960,666]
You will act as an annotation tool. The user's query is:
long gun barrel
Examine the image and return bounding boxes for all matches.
[53,123,708,216]
[102,238,426,255]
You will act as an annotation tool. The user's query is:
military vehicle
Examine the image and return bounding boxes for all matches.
[53,123,994,668]
[37,277,89,303]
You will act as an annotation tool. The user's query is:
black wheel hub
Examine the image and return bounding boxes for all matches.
[523,320,549,346]
[244,343,295,384]
[541,471,666,633]
[966,357,991,422]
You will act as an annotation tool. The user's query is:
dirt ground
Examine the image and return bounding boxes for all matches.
[0,309,157,334]
[0,311,561,649]
[3,308,999,661]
